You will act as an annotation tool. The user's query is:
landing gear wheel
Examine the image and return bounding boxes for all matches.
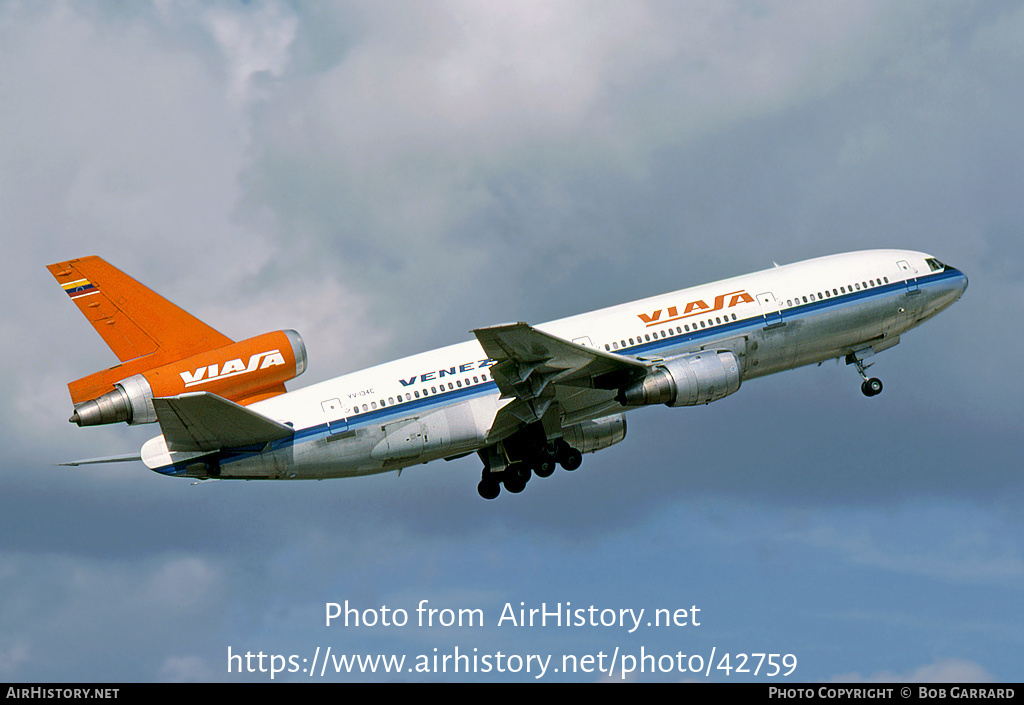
[477,479,500,500]
[503,471,527,493]
[556,444,583,472]
[861,377,883,397]
[512,462,532,482]
[534,452,556,478]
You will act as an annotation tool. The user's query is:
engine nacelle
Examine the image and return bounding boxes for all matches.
[561,413,627,454]
[70,330,307,426]
[617,351,740,407]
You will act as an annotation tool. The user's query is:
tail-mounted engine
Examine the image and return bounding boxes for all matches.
[617,351,740,407]
[69,330,307,426]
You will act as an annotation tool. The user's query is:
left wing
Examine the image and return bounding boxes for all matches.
[472,322,647,437]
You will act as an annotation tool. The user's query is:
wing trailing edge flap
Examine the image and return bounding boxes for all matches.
[472,322,648,434]
[152,392,294,453]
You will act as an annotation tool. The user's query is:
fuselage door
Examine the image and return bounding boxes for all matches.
[756,292,784,328]
[897,260,920,294]
[322,398,349,434]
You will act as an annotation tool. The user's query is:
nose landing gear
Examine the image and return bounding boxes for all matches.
[860,377,883,397]
[846,351,883,397]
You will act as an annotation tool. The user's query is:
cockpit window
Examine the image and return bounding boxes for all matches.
[925,258,945,272]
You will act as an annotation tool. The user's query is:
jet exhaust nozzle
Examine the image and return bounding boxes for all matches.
[69,387,133,426]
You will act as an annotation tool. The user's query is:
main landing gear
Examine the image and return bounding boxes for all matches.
[846,352,883,397]
[477,439,583,500]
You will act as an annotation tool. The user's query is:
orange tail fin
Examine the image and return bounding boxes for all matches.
[48,257,306,425]
[48,256,233,361]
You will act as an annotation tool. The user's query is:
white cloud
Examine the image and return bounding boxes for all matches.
[159,654,217,682]
[832,657,993,683]
[794,503,1024,584]
[198,0,298,106]
[0,551,230,679]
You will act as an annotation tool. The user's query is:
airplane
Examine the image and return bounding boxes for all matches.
[48,249,967,499]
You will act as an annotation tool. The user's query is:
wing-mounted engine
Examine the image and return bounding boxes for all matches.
[617,351,740,407]
[69,330,307,426]
[561,413,626,453]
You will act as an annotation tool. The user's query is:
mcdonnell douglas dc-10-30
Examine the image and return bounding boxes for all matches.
[50,250,966,499]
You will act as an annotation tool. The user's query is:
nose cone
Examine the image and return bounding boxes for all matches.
[926,265,968,317]
[954,267,968,296]
[944,264,968,300]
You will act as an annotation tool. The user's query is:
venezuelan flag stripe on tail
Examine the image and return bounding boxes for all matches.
[61,278,98,299]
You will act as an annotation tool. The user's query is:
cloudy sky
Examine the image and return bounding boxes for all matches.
[2,0,1022,683]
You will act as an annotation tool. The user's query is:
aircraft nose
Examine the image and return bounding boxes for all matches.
[928,265,968,315]
[948,265,968,297]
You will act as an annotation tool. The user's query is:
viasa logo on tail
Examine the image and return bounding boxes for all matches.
[637,290,755,327]
[180,350,286,387]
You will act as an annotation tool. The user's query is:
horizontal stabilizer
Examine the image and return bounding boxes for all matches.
[57,453,143,467]
[153,392,294,453]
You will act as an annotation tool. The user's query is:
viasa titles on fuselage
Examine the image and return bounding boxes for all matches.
[50,250,967,499]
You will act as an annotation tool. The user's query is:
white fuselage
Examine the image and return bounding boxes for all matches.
[142,249,967,480]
